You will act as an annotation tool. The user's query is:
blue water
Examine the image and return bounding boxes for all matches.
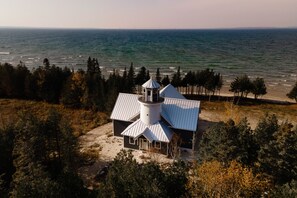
[0,28,297,97]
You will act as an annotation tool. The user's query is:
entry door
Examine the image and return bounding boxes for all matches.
[140,138,149,150]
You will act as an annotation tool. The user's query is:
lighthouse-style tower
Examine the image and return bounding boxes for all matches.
[138,78,164,125]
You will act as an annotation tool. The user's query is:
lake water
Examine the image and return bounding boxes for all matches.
[0,28,297,99]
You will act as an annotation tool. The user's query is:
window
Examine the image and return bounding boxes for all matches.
[155,141,161,149]
[148,90,151,96]
[129,137,135,145]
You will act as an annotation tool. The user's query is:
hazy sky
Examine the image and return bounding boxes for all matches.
[1,0,296,29]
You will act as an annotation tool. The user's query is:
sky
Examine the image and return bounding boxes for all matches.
[0,0,297,29]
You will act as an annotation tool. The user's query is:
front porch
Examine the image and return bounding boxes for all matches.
[123,135,169,155]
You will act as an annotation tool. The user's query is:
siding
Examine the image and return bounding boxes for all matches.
[124,136,139,150]
[113,120,133,137]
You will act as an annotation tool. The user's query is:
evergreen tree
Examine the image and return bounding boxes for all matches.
[83,57,105,110]
[11,113,56,197]
[287,82,297,102]
[199,118,256,166]
[272,180,297,198]
[230,75,253,104]
[171,66,182,87]
[164,161,188,197]
[0,63,15,97]
[257,120,297,184]
[252,77,267,99]
[161,75,170,86]
[127,62,135,93]
[156,68,161,84]
[230,75,253,98]
[135,66,148,86]
[43,58,50,68]
[0,126,15,197]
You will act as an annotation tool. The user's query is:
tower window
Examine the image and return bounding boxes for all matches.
[148,90,151,96]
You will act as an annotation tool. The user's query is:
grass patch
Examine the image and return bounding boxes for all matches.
[0,99,109,136]
[201,100,297,126]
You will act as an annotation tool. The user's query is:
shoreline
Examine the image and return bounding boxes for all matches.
[179,86,295,104]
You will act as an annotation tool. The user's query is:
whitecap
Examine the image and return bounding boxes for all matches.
[0,52,10,55]
[169,67,175,70]
[283,84,292,87]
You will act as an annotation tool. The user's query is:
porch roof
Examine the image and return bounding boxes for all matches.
[121,119,173,143]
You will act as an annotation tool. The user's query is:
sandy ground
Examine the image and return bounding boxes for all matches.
[78,119,206,187]
[78,122,190,187]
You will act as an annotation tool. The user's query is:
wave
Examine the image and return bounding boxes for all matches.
[283,84,292,87]
[0,52,10,55]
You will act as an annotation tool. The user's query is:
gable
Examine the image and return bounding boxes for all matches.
[160,84,186,99]
[162,98,200,131]
[121,119,173,143]
[110,93,140,121]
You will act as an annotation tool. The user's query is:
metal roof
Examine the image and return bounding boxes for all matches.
[121,119,173,142]
[142,78,160,89]
[161,98,200,131]
[111,93,200,131]
[160,84,186,99]
[110,93,140,121]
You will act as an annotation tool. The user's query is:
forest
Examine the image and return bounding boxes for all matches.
[0,58,297,197]
[1,57,296,113]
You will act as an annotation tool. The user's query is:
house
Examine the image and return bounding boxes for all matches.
[110,78,200,155]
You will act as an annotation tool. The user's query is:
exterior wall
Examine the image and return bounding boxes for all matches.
[160,142,168,155]
[123,136,139,150]
[123,135,168,155]
[172,128,194,149]
[113,120,133,137]
[139,101,161,125]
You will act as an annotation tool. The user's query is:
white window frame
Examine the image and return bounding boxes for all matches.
[129,137,135,145]
[154,141,161,149]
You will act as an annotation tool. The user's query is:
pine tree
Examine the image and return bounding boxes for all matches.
[161,75,170,86]
[287,82,297,102]
[171,66,182,87]
[127,62,135,93]
[252,77,267,99]
[156,68,161,84]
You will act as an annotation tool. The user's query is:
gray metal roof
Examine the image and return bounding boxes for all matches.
[111,93,200,131]
[121,119,173,142]
[110,93,140,121]
[160,84,186,99]
[161,98,200,131]
[142,78,160,89]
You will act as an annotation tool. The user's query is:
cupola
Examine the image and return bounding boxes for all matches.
[138,78,164,125]
[141,78,161,102]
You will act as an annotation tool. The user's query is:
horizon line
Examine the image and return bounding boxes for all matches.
[1,25,297,31]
